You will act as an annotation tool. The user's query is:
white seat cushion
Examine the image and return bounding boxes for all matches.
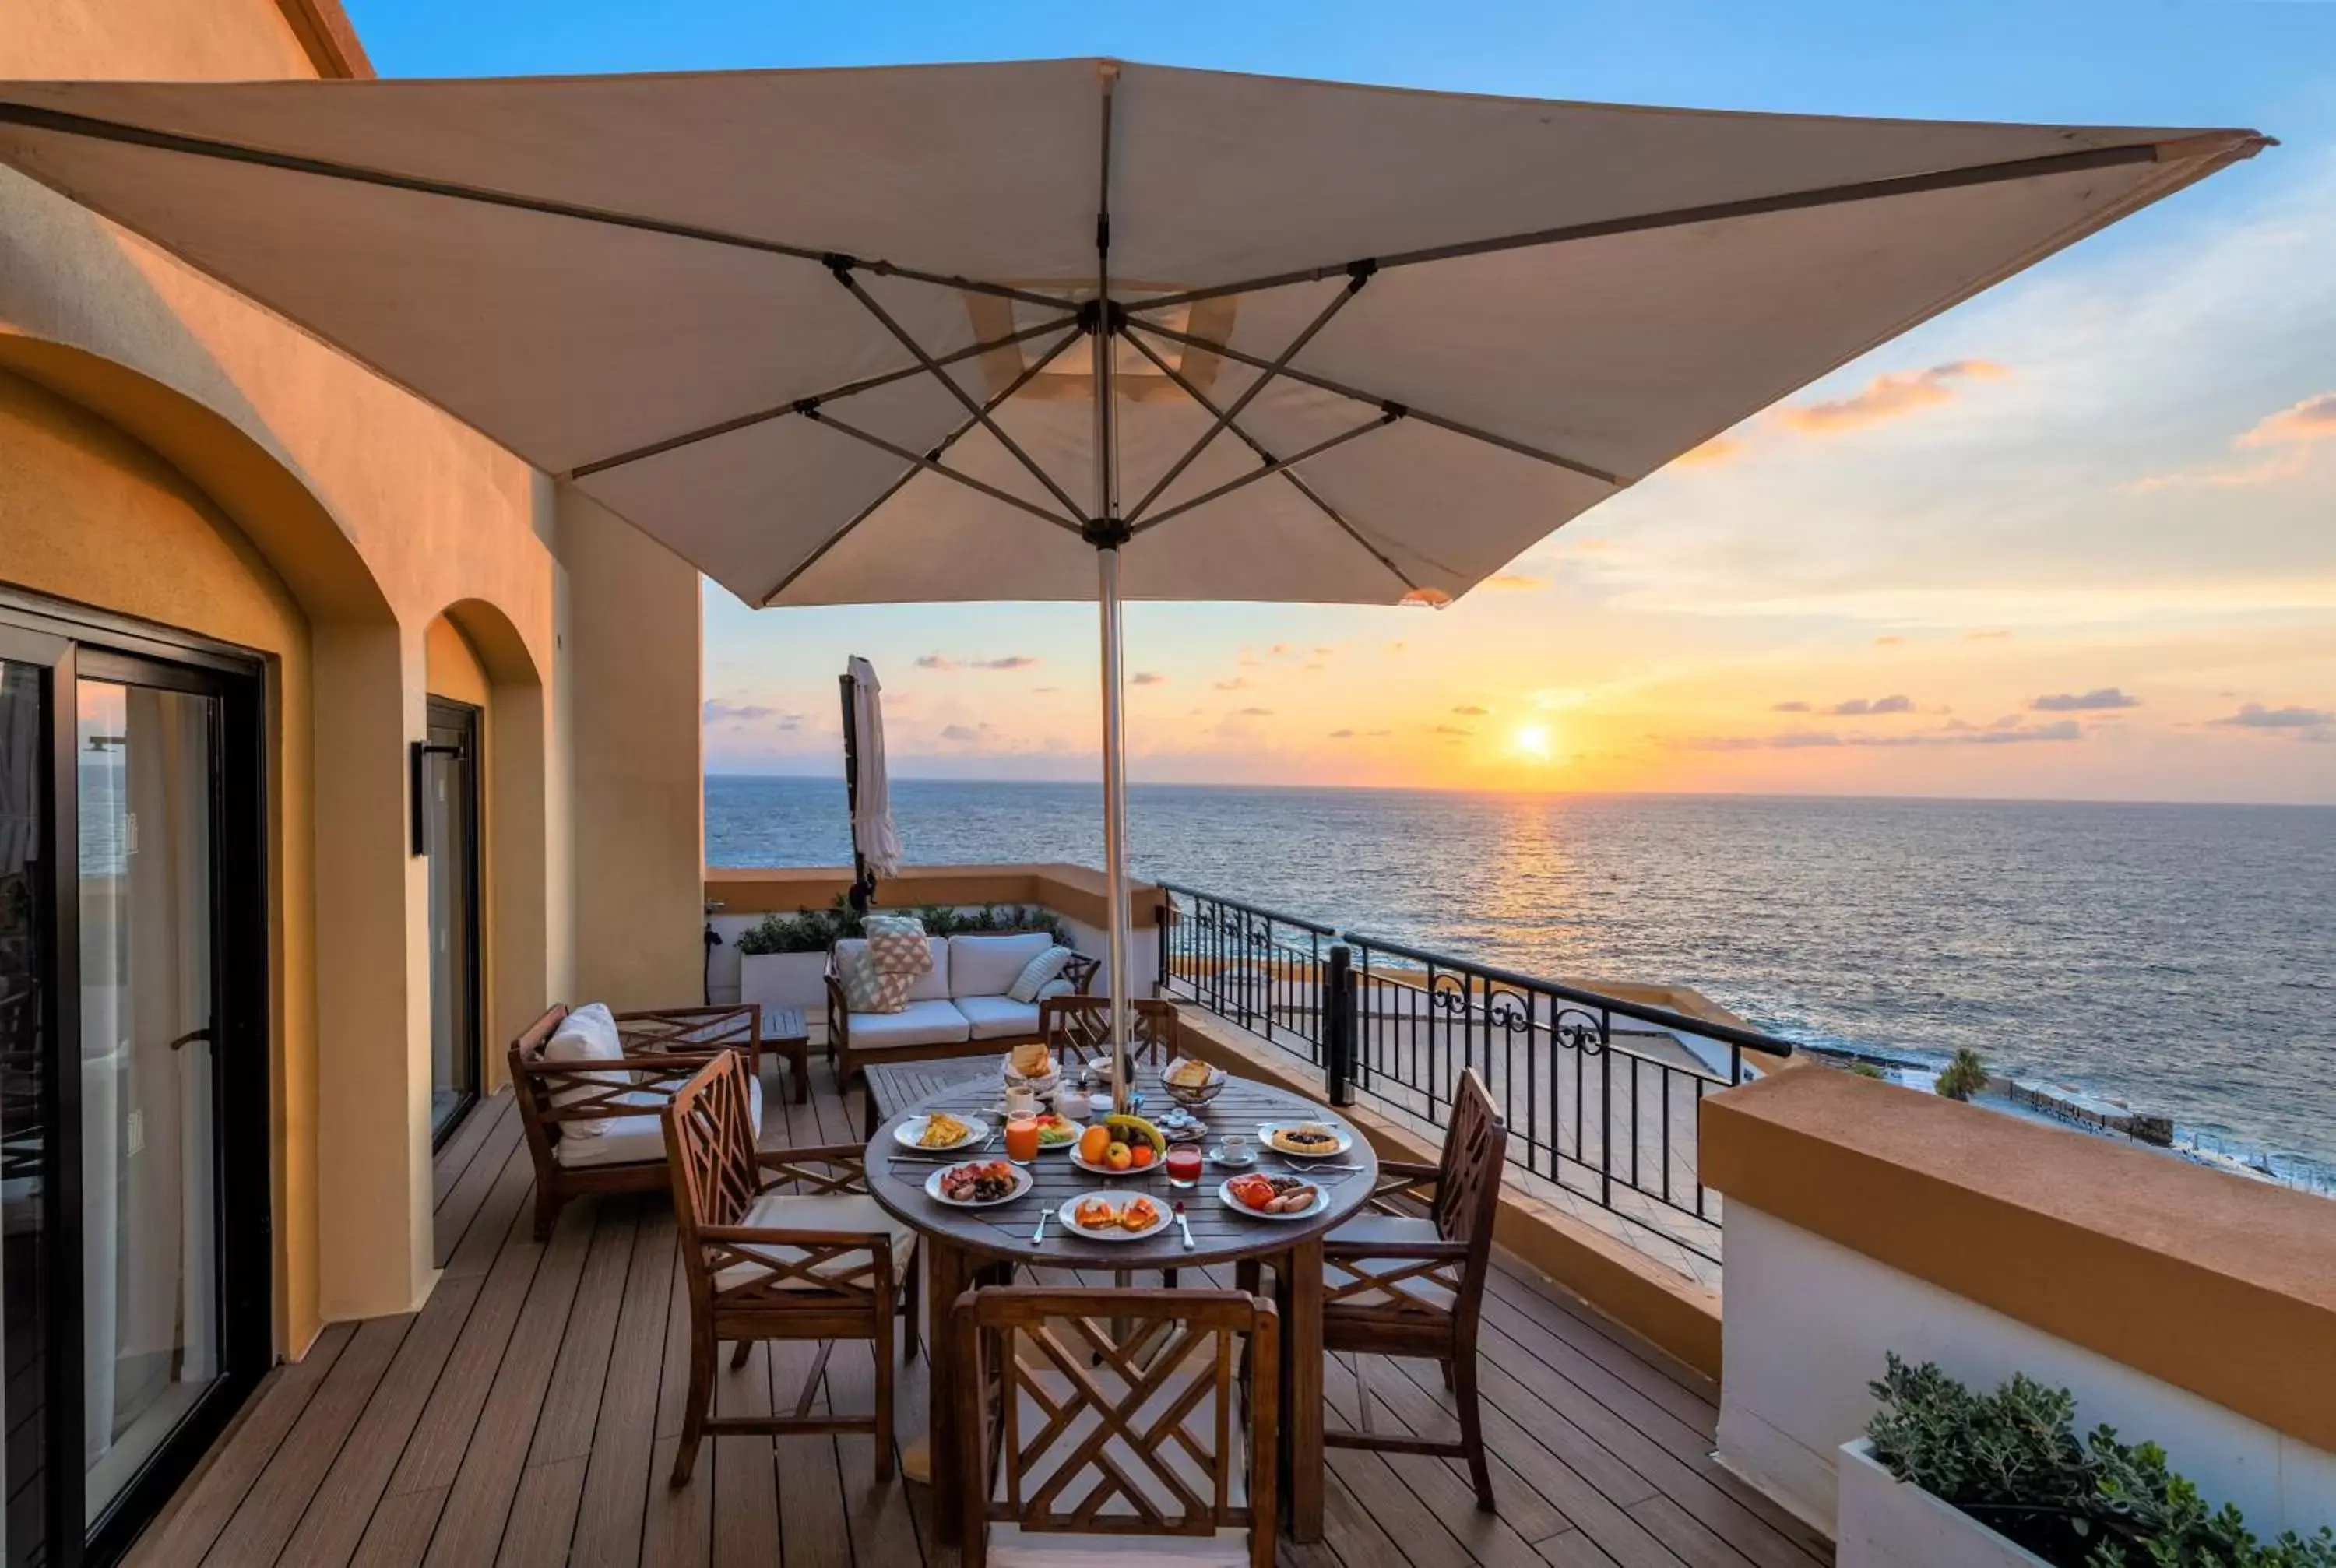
[713,1192,916,1289]
[955,994,1041,1041]
[948,933,1057,999]
[554,1074,762,1169]
[983,1528,1249,1568]
[844,998,971,1050]
[1323,1214,1458,1313]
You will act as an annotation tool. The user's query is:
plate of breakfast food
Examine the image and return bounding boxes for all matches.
[926,1159,1032,1207]
[895,1110,989,1152]
[1258,1121,1353,1159]
[1059,1192,1171,1241]
[1221,1172,1328,1220]
[1001,1042,1061,1094]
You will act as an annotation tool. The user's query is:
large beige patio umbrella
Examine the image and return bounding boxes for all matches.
[0,62,2264,1092]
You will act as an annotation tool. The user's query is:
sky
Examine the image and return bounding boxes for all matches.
[354,1,2336,805]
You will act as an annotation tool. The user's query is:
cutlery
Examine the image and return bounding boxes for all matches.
[1029,1209,1050,1246]
[1275,1160,1366,1174]
[1174,1201,1194,1250]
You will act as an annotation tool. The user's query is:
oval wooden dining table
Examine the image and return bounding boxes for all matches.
[864,1055,1377,1545]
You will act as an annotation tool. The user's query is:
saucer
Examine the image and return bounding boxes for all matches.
[1206,1144,1258,1169]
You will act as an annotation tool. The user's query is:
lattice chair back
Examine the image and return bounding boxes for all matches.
[1040,994,1179,1067]
[952,1287,1279,1568]
[1434,1068,1507,1253]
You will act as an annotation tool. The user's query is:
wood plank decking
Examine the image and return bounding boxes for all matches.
[128,1058,1831,1568]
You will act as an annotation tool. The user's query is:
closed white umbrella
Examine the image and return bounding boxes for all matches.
[0,62,2264,1096]
[841,656,902,904]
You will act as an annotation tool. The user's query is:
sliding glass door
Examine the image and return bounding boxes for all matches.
[424,698,480,1144]
[0,606,269,1566]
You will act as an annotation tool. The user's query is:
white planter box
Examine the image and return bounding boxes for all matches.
[739,951,830,1016]
[1836,1440,2053,1568]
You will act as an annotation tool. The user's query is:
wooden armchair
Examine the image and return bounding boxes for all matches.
[662,1049,918,1485]
[1039,993,1180,1066]
[950,1285,1279,1568]
[508,1001,766,1239]
[1318,1067,1507,1511]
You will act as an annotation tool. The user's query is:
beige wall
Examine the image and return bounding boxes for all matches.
[0,0,705,1349]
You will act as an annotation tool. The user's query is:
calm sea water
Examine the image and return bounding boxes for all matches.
[707,776,2336,1181]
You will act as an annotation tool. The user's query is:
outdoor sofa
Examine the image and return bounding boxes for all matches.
[824,930,1099,1085]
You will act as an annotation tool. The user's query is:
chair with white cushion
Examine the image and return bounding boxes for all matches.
[662,1048,918,1485]
[508,1001,766,1239]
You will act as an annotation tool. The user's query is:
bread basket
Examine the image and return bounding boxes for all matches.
[1159,1057,1227,1107]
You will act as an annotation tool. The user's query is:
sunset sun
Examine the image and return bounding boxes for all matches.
[1512,724,1554,761]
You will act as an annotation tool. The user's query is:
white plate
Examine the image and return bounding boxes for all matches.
[1258,1122,1353,1159]
[895,1113,990,1153]
[1219,1178,1329,1222]
[1031,1116,1083,1152]
[924,1162,1033,1208]
[1068,1148,1154,1178]
[1058,1193,1173,1242]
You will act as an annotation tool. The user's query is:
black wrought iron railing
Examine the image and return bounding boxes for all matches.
[1156,882,1799,1265]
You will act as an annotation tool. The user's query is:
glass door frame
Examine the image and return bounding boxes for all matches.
[0,593,272,1568]
[423,696,482,1148]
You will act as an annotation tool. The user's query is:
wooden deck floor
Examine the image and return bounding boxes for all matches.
[128,1058,1831,1568]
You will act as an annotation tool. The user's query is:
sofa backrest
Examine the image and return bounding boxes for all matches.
[834,935,952,1002]
[948,932,1058,999]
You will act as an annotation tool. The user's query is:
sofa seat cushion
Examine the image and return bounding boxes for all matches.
[955,994,1042,1042]
[554,1076,762,1169]
[844,998,972,1051]
[712,1193,916,1290]
[949,933,1057,999]
[1321,1214,1458,1316]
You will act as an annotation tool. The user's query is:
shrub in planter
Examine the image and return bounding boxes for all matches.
[734,896,1071,957]
[1864,1354,2336,1567]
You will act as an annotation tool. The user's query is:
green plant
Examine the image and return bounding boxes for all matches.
[1935,1046,1989,1101]
[732,896,1069,957]
[1866,1354,2336,1567]
[1848,1062,1887,1081]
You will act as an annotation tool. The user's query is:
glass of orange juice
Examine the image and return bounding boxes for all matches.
[1004,1116,1040,1165]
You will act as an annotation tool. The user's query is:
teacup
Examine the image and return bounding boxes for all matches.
[1003,1085,1040,1120]
[1214,1134,1256,1169]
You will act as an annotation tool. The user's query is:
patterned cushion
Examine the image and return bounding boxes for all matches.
[839,946,913,1014]
[1005,944,1077,1004]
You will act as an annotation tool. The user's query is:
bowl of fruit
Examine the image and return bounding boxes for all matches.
[1070,1114,1166,1176]
[928,1159,1031,1208]
[1160,1056,1227,1108]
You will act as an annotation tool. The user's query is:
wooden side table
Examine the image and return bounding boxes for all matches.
[758,1004,810,1104]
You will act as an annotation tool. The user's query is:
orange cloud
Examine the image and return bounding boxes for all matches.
[1482,573,1547,591]
[2239,391,2336,447]
[1778,360,2007,435]
[2129,390,2334,490]
[1673,435,1744,467]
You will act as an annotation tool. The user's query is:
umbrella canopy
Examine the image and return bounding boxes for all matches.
[0,61,2264,1081]
[841,656,903,895]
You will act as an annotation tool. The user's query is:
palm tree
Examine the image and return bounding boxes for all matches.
[1935,1048,1989,1102]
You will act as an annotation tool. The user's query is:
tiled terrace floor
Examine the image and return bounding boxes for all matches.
[130,1057,1830,1568]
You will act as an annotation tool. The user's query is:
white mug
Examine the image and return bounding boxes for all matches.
[1004,1085,1039,1119]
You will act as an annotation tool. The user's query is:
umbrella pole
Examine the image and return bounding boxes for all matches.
[1097,545,1131,1113]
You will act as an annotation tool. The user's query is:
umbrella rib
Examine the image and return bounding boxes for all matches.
[1121,264,1372,526]
[1126,317,1623,486]
[568,313,1077,479]
[1117,326,1422,593]
[0,101,1071,311]
[1118,138,2217,315]
[797,405,1089,538]
[828,264,1088,522]
[760,327,1087,603]
[1127,409,1405,535]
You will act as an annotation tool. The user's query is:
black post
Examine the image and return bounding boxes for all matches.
[1325,943,1357,1108]
[839,669,872,913]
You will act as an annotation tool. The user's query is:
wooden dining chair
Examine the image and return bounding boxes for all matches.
[1040,993,1181,1066]
[660,1049,919,1485]
[951,1285,1279,1568]
[1319,1068,1507,1511]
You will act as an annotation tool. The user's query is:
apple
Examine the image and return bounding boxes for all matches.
[1104,1141,1134,1171]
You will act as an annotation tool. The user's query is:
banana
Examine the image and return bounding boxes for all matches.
[1104,1113,1166,1155]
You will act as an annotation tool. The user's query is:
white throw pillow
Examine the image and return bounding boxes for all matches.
[1005,944,1077,1004]
[952,933,1058,998]
[543,1002,627,1136]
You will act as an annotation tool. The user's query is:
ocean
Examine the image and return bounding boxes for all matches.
[706,775,2336,1186]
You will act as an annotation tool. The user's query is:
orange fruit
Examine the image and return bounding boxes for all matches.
[1129,1144,1155,1169]
[1078,1124,1111,1163]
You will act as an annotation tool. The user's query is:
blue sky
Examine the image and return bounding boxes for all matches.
[354,1,2336,803]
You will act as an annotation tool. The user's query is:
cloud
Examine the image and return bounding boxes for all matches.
[2032,687,2140,712]
[915,654,958,670]
[1131,671,1166,685]
[1828,694,1915,716]
[1432,724,1472,736]
[1672,435,1743,468]
[2208,703,2332,730]
[1328,728,1355,739]
[1676,719,2079,751]
[1270,643,1295,656]
[1451,704,1490,716]
[1032,685,1059,693]
[1235,706,1273,716]
[1771,701,1811,713]
[972,655,1039,670]
[1967,628,2012,641]
[1873,635,1908,647]
[1777,360,2008,435]
[1384,641,1406,655]
[2239,391,2336,448]
[1481,573,1548,591]
[938,723,987,742]
[1214,677,1248,691]
[701,699,801,730]
[1314,645,1337,656]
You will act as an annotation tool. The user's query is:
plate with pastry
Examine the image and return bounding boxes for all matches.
[1059,1192,1172,1241]
[895,1110,989,1152]
[1258,1121,1353,1159]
